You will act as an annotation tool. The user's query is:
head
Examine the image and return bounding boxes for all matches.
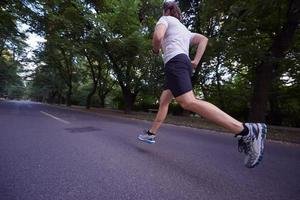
[163,1,182,20]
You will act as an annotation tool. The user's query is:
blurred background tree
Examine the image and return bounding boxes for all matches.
[1,0,299,127]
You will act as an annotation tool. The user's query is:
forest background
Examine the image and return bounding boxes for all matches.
[1,0,299,127]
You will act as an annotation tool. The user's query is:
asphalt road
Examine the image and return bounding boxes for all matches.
[0,100,299,200]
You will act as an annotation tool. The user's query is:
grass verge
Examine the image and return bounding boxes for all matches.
[53,104,300,145]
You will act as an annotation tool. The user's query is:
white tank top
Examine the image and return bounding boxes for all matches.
[156,16,196,64]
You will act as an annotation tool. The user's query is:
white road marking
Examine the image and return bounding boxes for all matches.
[40,111,70,124]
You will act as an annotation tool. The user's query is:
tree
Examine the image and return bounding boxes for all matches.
[39,0,86,106]
[249,0,300,122]
[89,0,162,112]
[0,0,35,99]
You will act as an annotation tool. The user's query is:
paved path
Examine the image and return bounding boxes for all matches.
[0,100,299,200]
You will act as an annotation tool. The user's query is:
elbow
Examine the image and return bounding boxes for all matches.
[199,35,208,48]
[201,35,208,43]
[193,34,208,45]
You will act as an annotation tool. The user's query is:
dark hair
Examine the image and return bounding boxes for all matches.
[163,1,182,20]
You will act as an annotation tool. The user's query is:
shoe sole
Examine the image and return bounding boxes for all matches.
[248,123,267,168]
[138,136,155,144]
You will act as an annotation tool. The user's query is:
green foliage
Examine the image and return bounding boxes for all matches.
[28,63,65,102]
[188,0,299,125]
[100,0,141,36]
[7,82,25,99]
[0,0,34,99]
[0,50,24,98]
[2,0,299,127]
[72,81,100,106]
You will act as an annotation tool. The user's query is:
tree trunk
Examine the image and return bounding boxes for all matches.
[58,93,63,104]
[249,0,300,122]
[98,89,108,108]
[99,95,105,108]
[86,83,97,109]
[48,91,57,104]
[59,48,73,107]
[84,52,100,109]
[66,83,72,106]
[215,56,225,109]
[249,62,273,122]
[121,86,137,114]
[268,86,282,125]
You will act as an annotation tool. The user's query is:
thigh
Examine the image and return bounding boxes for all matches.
[175,90,195,105]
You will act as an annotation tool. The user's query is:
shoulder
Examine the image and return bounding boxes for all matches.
[157,16,168,23]
[156,16,169,28]
[157,16,180,24]
[156,16,182,28]
[164,16,180,23]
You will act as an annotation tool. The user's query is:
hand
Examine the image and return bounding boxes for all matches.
[191,60,198,69]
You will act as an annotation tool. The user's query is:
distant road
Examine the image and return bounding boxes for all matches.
[0,100,299,200]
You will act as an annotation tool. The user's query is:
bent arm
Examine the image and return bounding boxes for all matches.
[191,34,208,66]
[152,24,167,54]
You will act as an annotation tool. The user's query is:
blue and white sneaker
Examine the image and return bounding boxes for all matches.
[138,130,156,144]
[235,123,267,168]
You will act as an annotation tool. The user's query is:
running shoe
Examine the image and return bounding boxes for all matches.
[235,123,267,168]
[138,130,156,144]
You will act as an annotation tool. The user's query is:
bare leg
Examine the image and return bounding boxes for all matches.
[175,91,243,134]
[149,90,173,134]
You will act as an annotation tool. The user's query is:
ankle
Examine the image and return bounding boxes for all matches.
[238,124,249,136]
[147,130,156,135]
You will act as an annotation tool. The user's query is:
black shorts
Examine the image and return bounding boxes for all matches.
[164,54,193,97]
